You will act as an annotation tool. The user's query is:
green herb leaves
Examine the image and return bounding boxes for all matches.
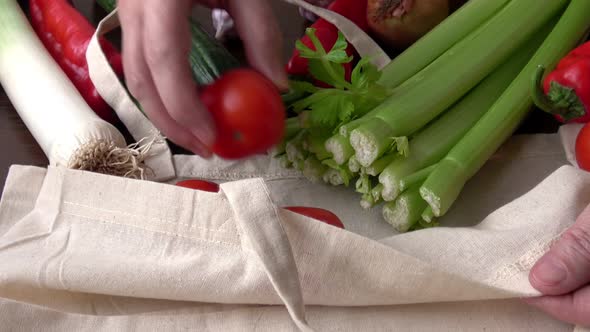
[296,28,353,89]
[290,28,389,132]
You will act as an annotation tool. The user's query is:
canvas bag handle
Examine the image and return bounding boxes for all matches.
[86,11,176,181]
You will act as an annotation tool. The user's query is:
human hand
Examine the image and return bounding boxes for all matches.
[117,0,288,157]
[524,204,590,326]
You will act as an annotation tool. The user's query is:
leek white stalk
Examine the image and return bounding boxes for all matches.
[0,0,155,178]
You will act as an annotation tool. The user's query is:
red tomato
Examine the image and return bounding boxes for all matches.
[284,206,345,229]
[576,123,590,171]
[200,69,286,159]
[176,179,220,193]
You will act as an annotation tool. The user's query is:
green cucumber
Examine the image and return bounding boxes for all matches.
[95,0,240,85]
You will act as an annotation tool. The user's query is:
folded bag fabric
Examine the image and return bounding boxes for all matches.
[1,1,590,331]
[0,137,587,331]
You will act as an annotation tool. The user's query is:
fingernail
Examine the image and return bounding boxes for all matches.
[190,143,212,159]
[275,73,290,92]
[192,126,216,148]
[532,255,567,286]
[273,67,290,92]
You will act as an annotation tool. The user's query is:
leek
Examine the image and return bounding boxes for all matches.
[421,0,590,217]
[0,0,148,177]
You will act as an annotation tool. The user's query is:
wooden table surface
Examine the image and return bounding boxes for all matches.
[0,1,560,192]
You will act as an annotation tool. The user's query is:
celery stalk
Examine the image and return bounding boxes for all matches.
[355,173,372,193]
[378,21,552,201]
[357,182,383,210]
[293,159,305,171]
[303,156,328,183]
[366,154,397,176]
[417,216,440,229]
[378,0,511,88]
[285,117,302,141]
[421,0,590,217]
[372,183,384,202]
[350,0,568,167]
[399,165,437,193]
[286,131,308,163]
[421,207,436,223]
[306,133,332,161]
[347,156,361,174]
[279,155,292,169]
[382,186,428,233]
[325,134,354,165]
[360,193,377,210]
[338,117,370,137]
[323,169,343,186]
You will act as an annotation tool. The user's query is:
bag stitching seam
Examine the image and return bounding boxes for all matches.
[178,172,305,180]
[485,232,565,285]
[63,201,231,234]
[61,211,242,249]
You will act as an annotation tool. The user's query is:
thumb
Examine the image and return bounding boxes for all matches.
[530,204,590,295]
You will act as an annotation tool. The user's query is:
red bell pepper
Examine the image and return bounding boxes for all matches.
[29,0,123,124]
[286,0,369,83]
[532,40,590,123]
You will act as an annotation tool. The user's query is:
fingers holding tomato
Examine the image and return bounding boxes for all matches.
[200,69,287,159]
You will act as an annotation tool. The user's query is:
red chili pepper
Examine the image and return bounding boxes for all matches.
[29,0,123,124]
[286,0,369,82]
[532,41,590,123]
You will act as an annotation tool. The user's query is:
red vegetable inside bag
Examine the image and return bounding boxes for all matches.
[176,179,220,192]
[29,0,123,123]
[175,179,345,228]
[284,206,345,229]
[287,0,369,83]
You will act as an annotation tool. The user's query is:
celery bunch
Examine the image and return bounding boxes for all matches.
[277,0,590,232]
